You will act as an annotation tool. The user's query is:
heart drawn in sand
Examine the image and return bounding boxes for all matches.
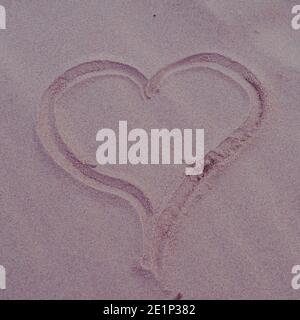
[36,53,267,279]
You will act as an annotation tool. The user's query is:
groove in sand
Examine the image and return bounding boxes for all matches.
[36,53,268,294]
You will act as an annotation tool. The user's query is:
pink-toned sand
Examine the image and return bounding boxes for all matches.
[0,0,299,299]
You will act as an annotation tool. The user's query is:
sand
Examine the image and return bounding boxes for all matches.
[0,0,299,299]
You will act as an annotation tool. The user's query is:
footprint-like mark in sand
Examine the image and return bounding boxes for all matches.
[36,53,268,296]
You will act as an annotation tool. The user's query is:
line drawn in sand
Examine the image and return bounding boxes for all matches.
[36,53,268,297]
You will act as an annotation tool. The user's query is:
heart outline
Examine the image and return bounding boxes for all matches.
[36,53,268,283]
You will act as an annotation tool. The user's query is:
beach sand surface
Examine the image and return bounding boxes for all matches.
[0,0,299,299]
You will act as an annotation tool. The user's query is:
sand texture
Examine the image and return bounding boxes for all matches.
[0,0,299,299]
